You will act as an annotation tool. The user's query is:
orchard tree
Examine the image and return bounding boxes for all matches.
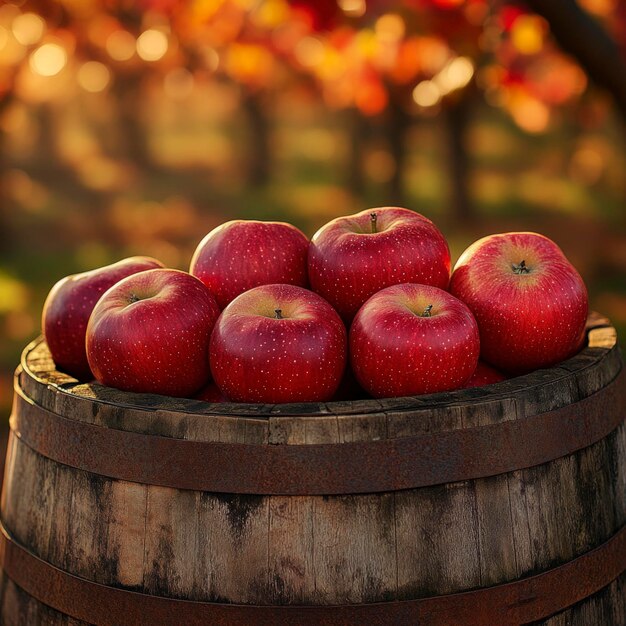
[285,0,626,214]
[1,0,624,231]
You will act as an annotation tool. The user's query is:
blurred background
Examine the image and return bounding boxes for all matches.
[0,0,624,422]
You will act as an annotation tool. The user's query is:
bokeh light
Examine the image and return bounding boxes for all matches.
[0,26,8,52]
[569,147,605,185]
[199,46,220,72]
[106,30,135,61]
[578,0,617,17]
[136,29,168,62]
[413,80,441,107]
[339,0,366,18]
[435,56,475,95]
[294,36,325,68]
[511,15,546,55]
[0,0,624,427]
[11,12,45,46]
[375,14,405,43]
[29,43,67,77]
[508,91,550,133]
[77,61,111,93]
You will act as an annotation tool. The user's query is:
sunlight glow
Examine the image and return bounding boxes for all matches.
[419,37,451,74]
[413,80,441,107]
[77,61,111,92]
[511,15,545,55]
[375,14,405,43]
[569,147,605,185]
[338,0,366,17]
[0,4,21,28]
[294,36,325,68]
[0,273,29,315]
[434,56,474,95]
[509,92,550,133]
[29,43,67,77]
[136,29,168,62]
[106,30,136,61]
[200,46,220,72]
[11,13,45,46]
[0,26,8,52]
[579,0,617,16]
[355,79,388,116]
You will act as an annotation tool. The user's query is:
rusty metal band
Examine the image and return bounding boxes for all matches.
[1,521,624,626]
[10,367,626,496]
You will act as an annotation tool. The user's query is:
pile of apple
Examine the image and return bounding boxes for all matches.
[42,207,588,404]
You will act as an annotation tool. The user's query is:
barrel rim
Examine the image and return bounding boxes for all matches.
[21,312,617,420]
[10,364,625,493]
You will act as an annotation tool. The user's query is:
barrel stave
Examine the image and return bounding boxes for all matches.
[2,421,623,606]
[0,323,624,624]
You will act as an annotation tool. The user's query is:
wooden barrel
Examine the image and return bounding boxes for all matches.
[0,313,624,626]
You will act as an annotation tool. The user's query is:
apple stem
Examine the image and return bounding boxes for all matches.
[274,309,283,319]
[512,260,530,274]
[370,212,377,234]
[128,293,140,304]
[422,304,433,317]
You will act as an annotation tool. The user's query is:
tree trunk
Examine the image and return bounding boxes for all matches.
[0,75,17,258]
[112,73,155,170]
[525,0,626,122]
[0,126,10,259]
[444,99,472,222]
[346,108,369,198]
[34,103,57,165]
[386,99,411,206]
[242,90,271,188]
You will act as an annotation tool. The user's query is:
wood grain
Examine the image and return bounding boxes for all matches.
[0,316,623,624]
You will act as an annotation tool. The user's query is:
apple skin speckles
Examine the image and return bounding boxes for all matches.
[450,232,588,375]
[308,207,451,324]
[190,220,309,310]
[210,284,347,404]
[42,256,164,380]
[86,269,220,397]
[350,283,480,399]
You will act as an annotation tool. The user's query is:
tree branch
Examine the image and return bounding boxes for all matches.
[524,0,626,120]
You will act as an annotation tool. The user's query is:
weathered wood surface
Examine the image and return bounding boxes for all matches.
[16,316,621,444]
[1,571,623,626]
[0,315,624,624]
[0,571,91,626]
[0,426,7,488]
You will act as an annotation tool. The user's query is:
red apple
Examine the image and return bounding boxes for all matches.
[42,256,164,380]
[210,284,347,403]
[449,232,588,374]
[194,382,230,403]
[190,220,309,310]
[86,269,220,397]
[350,284,479,398]
[463,361,507,388]
[308,207,450,322]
